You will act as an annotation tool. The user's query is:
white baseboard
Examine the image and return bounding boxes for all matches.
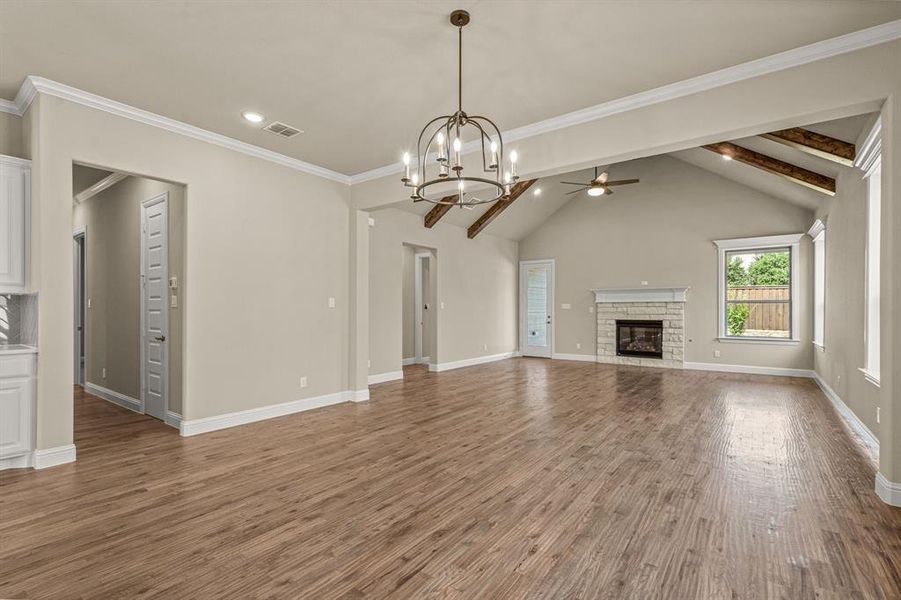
[179,390,350,436]
[368,370,403,385]
[552,353,597,362]
[812,372,879,455]
[683,362,815,378]
[349,389,369,403]
[33,444,77,469]
[85,382,143,413]
[875,472,901,507]
[428,351,517,373]
[165,410,183,429]
[402,356,430,366]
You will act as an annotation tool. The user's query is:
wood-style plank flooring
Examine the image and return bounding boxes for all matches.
[2,359,900,599]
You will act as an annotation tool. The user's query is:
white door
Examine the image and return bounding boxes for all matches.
[141,193,168,420]
[520,260,554,358]
[0,160,29,291]
[414,252,431,363]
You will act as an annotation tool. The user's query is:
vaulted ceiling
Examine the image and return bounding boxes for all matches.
[2,1,898,175]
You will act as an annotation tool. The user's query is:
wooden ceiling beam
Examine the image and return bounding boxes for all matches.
[762,127,855,166]
[467,179,537,239]
[702,142,835,196]
[423,195,457,228]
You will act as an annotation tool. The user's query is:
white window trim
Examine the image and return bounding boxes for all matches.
[856,116,881,387]
[714,233,803,344]
[808,219,826,351]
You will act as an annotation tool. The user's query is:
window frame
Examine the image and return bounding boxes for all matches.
[856,116,881,388]
[714,233,803,344]
[808,219,826,350]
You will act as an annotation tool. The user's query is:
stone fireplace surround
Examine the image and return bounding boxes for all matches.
[593,287,689,369]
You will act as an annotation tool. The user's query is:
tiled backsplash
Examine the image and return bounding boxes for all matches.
[0,294,38,346]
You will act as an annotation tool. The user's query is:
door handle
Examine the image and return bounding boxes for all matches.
[154,335,166,342]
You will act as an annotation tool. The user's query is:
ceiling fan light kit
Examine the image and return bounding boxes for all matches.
[562,166,640,197]
[401,10,519,207]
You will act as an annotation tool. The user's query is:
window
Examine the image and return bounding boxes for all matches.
[714,234,803,343]
[809,220,826,349]
[857,117,881,386]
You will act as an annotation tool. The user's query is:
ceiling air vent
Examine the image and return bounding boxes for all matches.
[263,121,304,138]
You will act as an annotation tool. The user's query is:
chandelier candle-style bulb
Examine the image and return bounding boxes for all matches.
[402,152,411,182]
[510,150,518,179]
[489,141,499,169]
[437,132,447,162]
[452,137,462,170]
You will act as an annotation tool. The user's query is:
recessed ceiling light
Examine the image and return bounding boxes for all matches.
[533,187,542,196]
[242,111,265,124]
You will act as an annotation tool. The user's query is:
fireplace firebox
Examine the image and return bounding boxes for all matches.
[616,320,663,359]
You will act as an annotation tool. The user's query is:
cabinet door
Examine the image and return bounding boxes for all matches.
[0,377,33,458]
[0,161,29,291]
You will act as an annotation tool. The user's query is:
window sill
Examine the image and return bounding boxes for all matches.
[858,368,880,388]
[717,337,800,345]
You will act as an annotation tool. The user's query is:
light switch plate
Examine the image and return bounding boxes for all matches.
[561,303,571,309]
[170,295,178,308]
[368,217,375,226]
[169,276,178,289]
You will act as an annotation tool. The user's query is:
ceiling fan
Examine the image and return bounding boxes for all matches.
[561,167,639,196]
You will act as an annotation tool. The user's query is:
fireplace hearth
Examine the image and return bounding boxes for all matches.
[616,320,663,359]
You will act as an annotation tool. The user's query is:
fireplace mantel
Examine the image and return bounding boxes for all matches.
[592,287,690,303]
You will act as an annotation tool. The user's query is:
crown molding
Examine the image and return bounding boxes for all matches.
[10,76,351,184]
[73,171,129,204]
[349,18,901,184]
[2,19,899,185]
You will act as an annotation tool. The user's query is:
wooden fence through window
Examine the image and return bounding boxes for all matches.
[727,285,789,332]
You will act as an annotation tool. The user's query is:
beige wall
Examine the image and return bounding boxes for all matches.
[73,174,186,415]
[0,112,25,159]
[369,208,518,376]
[812,159,881,436]
[520,155,814,369]
[26,93,352,450]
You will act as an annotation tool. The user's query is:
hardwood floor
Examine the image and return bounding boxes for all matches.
[2,359,900,599]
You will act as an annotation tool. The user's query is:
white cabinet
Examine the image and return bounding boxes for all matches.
[0,155,31,292]
[0,376,34,460]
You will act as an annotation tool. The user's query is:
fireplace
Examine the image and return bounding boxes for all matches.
[616,320,663,359]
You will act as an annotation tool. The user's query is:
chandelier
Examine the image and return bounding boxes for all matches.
[402,9,519,206]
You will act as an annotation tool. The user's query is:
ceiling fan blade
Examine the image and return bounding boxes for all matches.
[561,182,589,186]
[595,171,609,183]
[565,189,584,195]
[605,179,640,186]
[604,187,614,196]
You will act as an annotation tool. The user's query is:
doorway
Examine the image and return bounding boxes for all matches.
[520,259,554,358]
[73,228,86,385]
[413,251,432,364]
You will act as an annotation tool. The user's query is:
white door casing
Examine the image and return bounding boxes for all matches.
[141,193,169,420]
[520,260,555,358]
[414,252,431,363]
[73,229,86,385]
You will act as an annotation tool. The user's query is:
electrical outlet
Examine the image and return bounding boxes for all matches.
[101,367,106,379]
[441,302,445,309]
[483,343,488,351]
[641,281,649,286]
[877,407,881,424]
[87,298,92,309]
[367,360,371,368]
[576,343,581,350]
[714,350,721,358]
[561,303,571,310]
[368,217,375,226]
[837,374,841,384]
[300,376,308,388]
[328,297,336,308]
[170,295,178,308]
